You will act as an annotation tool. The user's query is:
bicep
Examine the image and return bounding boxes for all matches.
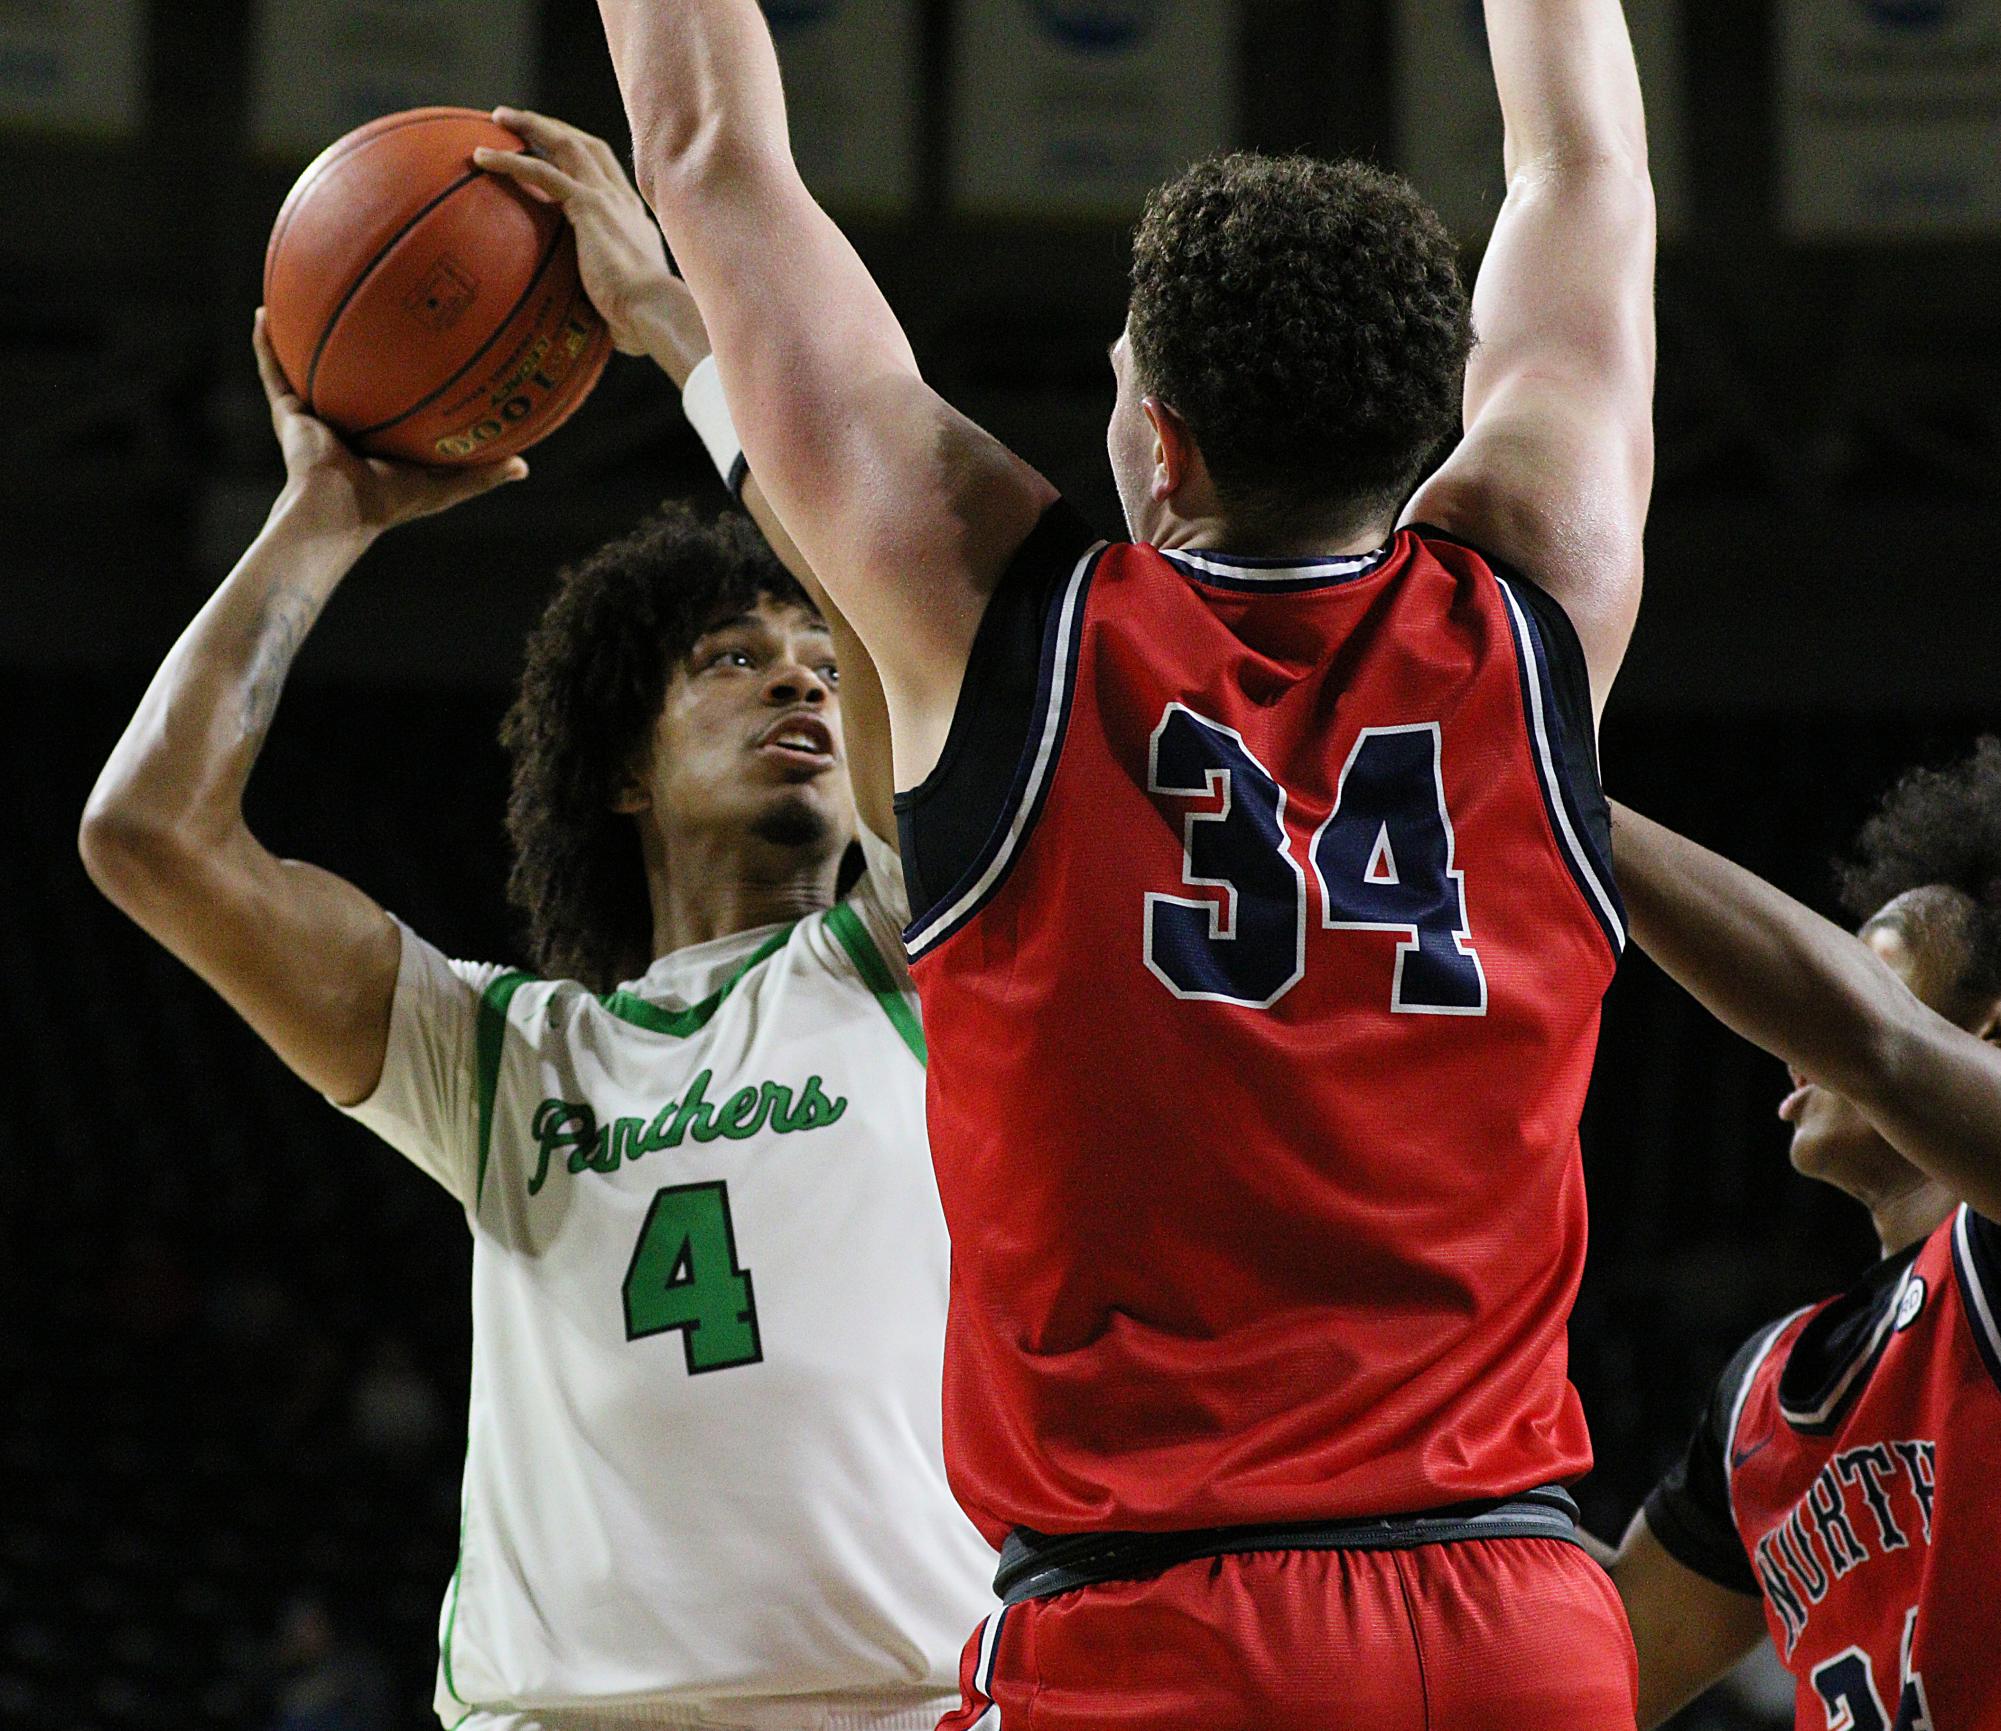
[1406,164,1655,713]
[1611,1510,1769,1730]
[95,828,398,1106]
[650,149,1055,765]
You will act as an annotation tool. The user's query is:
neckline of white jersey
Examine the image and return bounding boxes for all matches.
[1158,539,1397,587]
[622,917,797,1005]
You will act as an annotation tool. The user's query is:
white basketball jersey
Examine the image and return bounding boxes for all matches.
[341,837,994,1725]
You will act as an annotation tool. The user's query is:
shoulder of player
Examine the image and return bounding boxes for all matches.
[805,899,926,1060]
[1944,1203,2001,1393]
[1636,1317,1788,1596]
[1401,521,1566,616]
[529,915,900,1039]
[1714,1309,1808,1443]
[1767,1238,1944,1433]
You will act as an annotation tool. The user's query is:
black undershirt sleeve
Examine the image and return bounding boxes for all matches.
[1641,1330,1773,1598]
[894,499,1103,926]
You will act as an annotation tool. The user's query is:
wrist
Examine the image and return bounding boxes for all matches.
[631,304,706,386]
[267,477,382,558]
[682,355,748,501]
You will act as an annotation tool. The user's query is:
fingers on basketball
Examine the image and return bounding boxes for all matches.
[251,310,297,404]
[264,107,613,466]
[473,145,571,205]
[494,107,620,183]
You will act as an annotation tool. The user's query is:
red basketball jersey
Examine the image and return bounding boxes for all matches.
[1650,1208,2001,1730]
[900,516,1624,1545]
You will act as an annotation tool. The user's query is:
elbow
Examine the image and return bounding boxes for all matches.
[1816,978,1928,1108]
[628,112,701,213]
[1507,147,1655,222]
[77,795,189,911]
[1859,1006,1930,1103]
[631,110,759,222]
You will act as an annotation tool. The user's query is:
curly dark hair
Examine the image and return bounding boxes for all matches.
[1127,152,1473,546]
[500,503,811,993]
[1838,737,2001,1003]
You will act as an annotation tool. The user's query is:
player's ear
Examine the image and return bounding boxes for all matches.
[609,746,654,816]
[1142,395,1199,505]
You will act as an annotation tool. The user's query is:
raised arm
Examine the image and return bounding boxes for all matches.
[1612,803,2001,1221]
[78,318,522,1105]
[595,1,1055,784]
[476,109,895,845]
[1404,0,1656,719]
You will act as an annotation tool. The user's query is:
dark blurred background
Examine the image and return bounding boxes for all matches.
[2,0,1996,1726]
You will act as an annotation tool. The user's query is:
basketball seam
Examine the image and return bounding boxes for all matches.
[301,168,485,412]
[347,223,571,445]
[264,109,477,299]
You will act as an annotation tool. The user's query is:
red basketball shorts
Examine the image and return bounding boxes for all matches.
[937,1537,1637,1731]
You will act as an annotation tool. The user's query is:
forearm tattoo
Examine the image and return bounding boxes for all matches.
[241,588,322,742]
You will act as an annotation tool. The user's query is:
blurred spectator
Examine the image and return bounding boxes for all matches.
[270,1317,348,1449]
[267,1592,392,1731]
[348,1334,446,1465]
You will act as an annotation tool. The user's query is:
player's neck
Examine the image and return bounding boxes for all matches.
[1869,1176,1958,1259]
[1153,507,1397,561]
[643,825,841,959]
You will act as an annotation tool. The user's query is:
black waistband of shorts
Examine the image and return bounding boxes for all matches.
[993,1486,1582,1605]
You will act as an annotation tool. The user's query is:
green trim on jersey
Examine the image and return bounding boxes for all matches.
[598,923,797,1037]
[475,971,537,1213]
[825,900,926,1066]
[439,1435,521,1721]
[440,1440,473,1711]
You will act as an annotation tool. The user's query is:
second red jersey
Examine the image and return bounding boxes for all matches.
[899,515,1624,1546]
[1647,1208,2001,1729]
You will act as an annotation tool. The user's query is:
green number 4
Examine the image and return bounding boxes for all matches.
[621,1182,762,1373]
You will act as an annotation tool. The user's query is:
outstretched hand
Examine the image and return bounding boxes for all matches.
[253,310,526,539]
[477,108,697,367]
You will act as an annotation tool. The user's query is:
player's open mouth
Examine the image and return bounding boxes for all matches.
[755,714,836,768]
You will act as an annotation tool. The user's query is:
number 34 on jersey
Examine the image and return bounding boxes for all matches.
[1143,704,1486,1017]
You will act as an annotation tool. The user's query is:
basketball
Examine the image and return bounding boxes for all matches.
[263,106,613,467]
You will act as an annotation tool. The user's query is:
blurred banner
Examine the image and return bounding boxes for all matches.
[250,0,537,156]
[1394,0,1689,242]
[1782,0,2001,237]
[0,0,144,135]
[953,0,1237,218]
[767,0,919,214]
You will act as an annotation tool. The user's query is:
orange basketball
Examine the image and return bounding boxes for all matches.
[263,106,613,467]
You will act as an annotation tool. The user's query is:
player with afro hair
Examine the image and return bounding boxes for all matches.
[1838,736,2001,1011]
[501,503,817,993]
[1604,749,2001,1726]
